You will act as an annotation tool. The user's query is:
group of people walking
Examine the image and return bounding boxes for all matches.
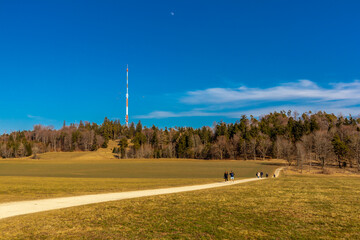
[223,170,275,182]
[256,171,264,178]
[256,171,275,178]
[223,170,235,182]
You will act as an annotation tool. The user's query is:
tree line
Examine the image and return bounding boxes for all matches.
[1,111,360,170]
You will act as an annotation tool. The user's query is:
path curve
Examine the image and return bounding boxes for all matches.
[274,167,284,177]
[0,168,282,220]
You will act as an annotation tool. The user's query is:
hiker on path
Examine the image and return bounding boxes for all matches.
[230,171,235,182]
[256,172,259,178]
[224,171,229,182]
[266,173,268,178]
[260,172,263,178]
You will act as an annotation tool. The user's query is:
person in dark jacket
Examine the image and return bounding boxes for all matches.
[230,171,235,182]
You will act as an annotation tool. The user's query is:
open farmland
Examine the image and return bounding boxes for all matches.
[0,152,281,179]
[1,173,359,239]
[0,151,281,203]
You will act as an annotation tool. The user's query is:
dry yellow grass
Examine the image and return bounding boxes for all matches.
[0,177,217,203]
[0,144,281,203]
[1,174,359,239]
[1,147,358,239]
[286,165,360,177]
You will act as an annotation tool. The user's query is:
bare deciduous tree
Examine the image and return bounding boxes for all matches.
[296,141,306,173]
[349,132,360,171]
[227,133,240,160]
[314,130,333,169]
[301,134,314,172]
[249,138,257,160]
[257,134,271,160]
[212,136,227,160]
[276,136,295,166]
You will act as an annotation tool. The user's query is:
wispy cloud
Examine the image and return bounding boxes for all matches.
[27,114,44,120]
[135,80,360,119]
[135,110,223,119]
[181,80,360,104]
[27,114,57,124]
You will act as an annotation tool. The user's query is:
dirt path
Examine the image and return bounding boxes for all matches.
[0,168,283,220]
[274,167,284,177]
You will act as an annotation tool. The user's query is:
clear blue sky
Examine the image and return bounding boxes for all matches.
[1,0,360,132]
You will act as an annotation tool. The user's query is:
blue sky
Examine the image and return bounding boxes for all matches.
[1,0,360,132]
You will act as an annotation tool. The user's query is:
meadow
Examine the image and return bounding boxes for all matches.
[0,152,280,178]
[4,149,357,239]
[0,151,280,203]
[1,173,359,239]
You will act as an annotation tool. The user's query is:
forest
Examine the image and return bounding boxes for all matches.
[1,111,360,170]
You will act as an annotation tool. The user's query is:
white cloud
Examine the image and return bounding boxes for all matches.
[135,110,222,119]
[27,114,43,120]
[181,80,360,104]
[137,106,360,119]
[135,111,179,119]
[137,80,360,119]
[27,114,57,123]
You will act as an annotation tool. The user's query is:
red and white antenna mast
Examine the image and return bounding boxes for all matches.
[126,64,129,127]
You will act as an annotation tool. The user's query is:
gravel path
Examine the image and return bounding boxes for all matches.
[0,168,283,220]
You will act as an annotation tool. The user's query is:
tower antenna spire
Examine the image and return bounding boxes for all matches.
[126,64,129,127]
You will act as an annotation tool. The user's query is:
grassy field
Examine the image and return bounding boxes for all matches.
[0,152,280,178]
[1,173,359,239]
[0,177,218,203]
[0,150,280,203]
